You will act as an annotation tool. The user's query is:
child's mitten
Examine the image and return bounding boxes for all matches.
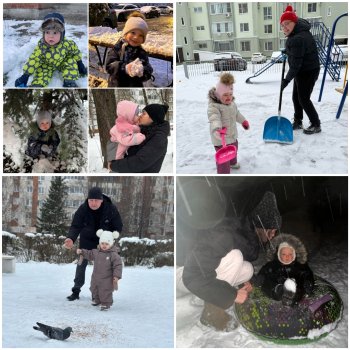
[77,60,88,76]
[15,74,29,87]
[113,277,119,291]
[242,120,250,130]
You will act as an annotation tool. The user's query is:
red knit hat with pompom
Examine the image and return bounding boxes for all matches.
[280,5,298,24]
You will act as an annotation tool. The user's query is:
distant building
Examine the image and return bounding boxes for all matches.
[176,2,348,61]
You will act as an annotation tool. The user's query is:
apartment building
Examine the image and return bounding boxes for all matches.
[176,2,348,61]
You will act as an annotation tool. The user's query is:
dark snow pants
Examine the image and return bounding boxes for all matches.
[292,68,320,127]
[72,258,88,294]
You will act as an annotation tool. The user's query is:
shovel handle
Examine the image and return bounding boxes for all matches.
[219,127,227,147]
[278,56,287,115]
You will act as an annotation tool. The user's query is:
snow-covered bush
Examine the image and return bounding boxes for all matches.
[2,231,20,255]
[119,237,174,267]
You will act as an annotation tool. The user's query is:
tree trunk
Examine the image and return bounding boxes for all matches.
[91,89,116,169]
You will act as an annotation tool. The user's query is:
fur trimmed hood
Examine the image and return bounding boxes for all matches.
[266,233,308,264]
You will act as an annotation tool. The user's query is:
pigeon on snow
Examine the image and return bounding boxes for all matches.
[33,322,73,340]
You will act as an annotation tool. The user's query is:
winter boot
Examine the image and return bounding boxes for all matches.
[63,79,78,88]
[292,119,303,130]
[200,302,233,331]
[67,292,80,301]
[100,305,110,311]
[230,162,240,170]
[91,299,101,306]
[303,124,321,134]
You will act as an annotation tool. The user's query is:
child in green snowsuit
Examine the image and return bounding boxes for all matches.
[15,12,87,88]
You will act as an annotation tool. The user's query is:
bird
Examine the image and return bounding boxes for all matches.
[33,322,73,340]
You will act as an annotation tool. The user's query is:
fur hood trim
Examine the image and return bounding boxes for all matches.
[208,87,234,103]
[266,233,308,264]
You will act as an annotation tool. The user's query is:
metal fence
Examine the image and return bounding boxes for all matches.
[182,60,285,78]
[182,60,347,79]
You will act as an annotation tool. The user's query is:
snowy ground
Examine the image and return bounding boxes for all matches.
[3,262,174,348]
[176,236,348,348]
[175,63,348,174]
[88,132,174,174]
[3,19,88,88]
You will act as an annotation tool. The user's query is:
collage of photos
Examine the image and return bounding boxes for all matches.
[1,1,349,350]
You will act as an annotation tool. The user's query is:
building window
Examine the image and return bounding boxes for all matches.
[181,17,185,25]
[210,3,231,15]
[240,41,251,51]
[308,3,317,13]
[193,7,202,13]
[196,25,205,30]
[264,24,272,34]
[238,3,248,14]
[263,7,272,20]
[38,187,44,194]
[27,186,33,193]
[184,36,188,45]
[25,199,31,206]
[264,41,273,51]
[240,23,249,32]
[213,22,233,33]
[198,43,208,49]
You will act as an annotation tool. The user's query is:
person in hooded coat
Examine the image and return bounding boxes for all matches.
[64,187,123,301]
[181,190,282,331]
[257,233,315,306]
[109,103,170,173]
[279,5,321,134]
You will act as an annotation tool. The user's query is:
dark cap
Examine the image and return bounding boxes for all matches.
[143,104,169,124]
[88,187,103,200]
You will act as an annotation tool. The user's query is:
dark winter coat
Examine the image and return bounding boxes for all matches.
[284,18,320,82]
[182,217,260,309]
[67,194,123,249]
[106,39,153,87]
[257,233,315,301]
[25,122,60,159]
[80,246,122,306]
[109,121,170,173]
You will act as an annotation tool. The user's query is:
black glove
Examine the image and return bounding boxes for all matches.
[77,60,88,76]
[281,79,289,91]
[15,74,29,87]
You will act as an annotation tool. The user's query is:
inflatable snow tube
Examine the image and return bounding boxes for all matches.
[235,276,343,344]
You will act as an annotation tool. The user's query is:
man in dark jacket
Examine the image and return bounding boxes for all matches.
[64,186,123,301]
[280,6,321,134]
[181,186,282,331]
[109,104,169,173]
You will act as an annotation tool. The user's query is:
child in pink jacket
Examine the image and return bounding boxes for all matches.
[110,100,146,159]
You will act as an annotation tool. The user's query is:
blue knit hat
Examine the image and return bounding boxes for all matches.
[41,13,65,41]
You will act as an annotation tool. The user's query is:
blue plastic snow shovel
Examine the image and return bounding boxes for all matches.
[263,58,293,144]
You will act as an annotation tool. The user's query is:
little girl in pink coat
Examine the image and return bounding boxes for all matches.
[110,100,146,159]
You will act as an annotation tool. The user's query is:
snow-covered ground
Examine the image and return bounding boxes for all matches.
[3,19,88,88]
[176,63,348,174]
[176,236,348,348]
[88,132,174,174]
[3,262,174,348]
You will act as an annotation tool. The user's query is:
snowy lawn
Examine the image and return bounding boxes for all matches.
[3,19,88,88]
[176,237,348,348]
[3,262,174,348]
[175,63,348,174]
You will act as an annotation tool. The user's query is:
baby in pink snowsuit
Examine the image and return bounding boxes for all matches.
[110,100,146,159]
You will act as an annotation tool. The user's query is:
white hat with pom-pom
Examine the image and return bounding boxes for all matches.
[96,229,119,246]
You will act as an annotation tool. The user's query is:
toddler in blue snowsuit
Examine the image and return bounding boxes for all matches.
[15,12,87,88]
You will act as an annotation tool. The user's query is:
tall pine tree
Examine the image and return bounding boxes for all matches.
[37,177,68,236]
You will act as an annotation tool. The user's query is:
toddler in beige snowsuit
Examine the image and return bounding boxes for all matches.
[77,229,122,311]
